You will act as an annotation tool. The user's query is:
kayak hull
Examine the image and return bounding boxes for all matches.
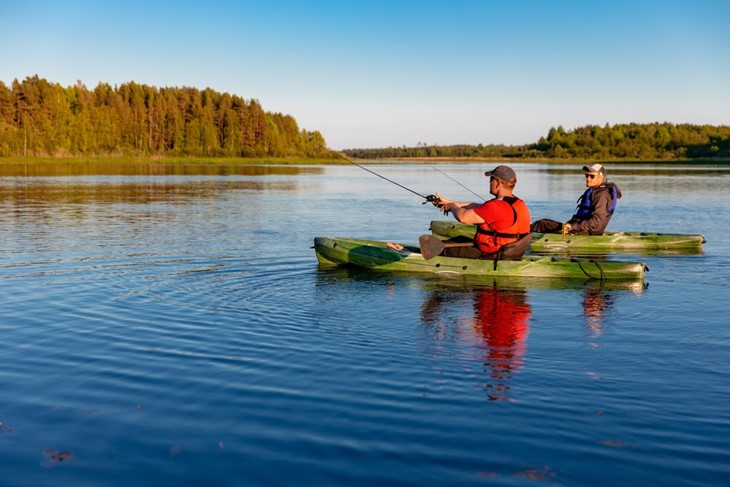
[314,237,647,281]
[430,221,705,254]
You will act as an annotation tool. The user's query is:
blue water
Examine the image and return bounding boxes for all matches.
[1,162,728,486]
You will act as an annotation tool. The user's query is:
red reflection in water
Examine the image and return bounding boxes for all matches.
[472,286,531,382]
[582,288,614,338]
[421,284,531,401]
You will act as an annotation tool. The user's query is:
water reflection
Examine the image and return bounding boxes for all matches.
[420,283,531,402]
[0,163,318,207]
[580,283,646,344]
[0,162,324,177]
[0,179,296,206]
[316,267,648,401]
[418,277,647,401]
[582,287,614,338]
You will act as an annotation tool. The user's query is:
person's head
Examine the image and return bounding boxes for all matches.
[484,165,517,196]
[582,163,606,188]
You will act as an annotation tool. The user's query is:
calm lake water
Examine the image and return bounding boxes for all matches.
[1,161,729,486]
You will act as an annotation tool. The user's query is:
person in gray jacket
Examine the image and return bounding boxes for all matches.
[530,163,622,235]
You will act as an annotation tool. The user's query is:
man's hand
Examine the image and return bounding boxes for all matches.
[434,192,452,215]
[562,223,572,236]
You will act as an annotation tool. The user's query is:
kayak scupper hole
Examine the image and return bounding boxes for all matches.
[462,266,468,270]
[435,263,441,267]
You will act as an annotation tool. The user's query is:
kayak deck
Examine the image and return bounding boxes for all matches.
[430,221,705,254]
[314,236,647,281]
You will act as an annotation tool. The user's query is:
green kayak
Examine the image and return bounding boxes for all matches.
[314,237,647,281]
[430,221,706,255]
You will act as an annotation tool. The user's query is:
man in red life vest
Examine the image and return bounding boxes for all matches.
[433,165,532,259]
[530,163,622,235]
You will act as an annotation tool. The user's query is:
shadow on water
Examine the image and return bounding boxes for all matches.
[315,266,646,402]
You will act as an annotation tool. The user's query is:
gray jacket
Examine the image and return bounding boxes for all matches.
[568,182,622,235]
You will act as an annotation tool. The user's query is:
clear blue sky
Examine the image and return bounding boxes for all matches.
[1,0,728,150]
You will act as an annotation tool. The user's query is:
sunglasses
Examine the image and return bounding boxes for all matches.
[585,174,599,179]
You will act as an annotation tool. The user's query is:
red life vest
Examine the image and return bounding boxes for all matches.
[474,196,531,254]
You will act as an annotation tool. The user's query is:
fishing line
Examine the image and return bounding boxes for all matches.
[345,158,485,204]
[422,162,486,201]
[345,159,435,203]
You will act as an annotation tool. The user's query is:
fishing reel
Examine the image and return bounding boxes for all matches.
[423,194,440,205]
[424,194,450,215]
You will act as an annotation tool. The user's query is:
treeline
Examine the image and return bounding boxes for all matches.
[344,123,730,160]
[344,143,532,160]
[0,75,336,158]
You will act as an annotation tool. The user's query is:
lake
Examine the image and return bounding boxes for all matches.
[1,161,729,486]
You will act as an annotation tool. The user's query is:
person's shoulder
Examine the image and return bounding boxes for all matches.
[478,197,510,210]
[601,182,622,198]
[505,195,529,208]
[485,196,516,206]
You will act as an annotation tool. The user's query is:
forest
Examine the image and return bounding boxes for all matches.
[344,123,730,161]
[0,75,335,159]
[2,76,728,162]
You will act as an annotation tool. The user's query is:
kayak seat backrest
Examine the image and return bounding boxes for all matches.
[494,232,533,261]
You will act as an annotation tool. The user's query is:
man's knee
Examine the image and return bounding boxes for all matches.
[530,219,562,233]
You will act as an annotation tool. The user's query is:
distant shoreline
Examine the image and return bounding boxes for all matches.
[362,156,730,164]
[1,155,729,166]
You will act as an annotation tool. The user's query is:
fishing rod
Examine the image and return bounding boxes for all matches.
[345,159,439,205]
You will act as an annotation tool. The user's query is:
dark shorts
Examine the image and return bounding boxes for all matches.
[530,218,563,233]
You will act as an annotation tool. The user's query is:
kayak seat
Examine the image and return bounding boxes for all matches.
[493,232,533,261]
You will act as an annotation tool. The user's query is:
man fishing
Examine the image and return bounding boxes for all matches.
[530,163,621,235]
[429,165,532,259]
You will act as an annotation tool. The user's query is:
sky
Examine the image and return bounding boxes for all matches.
[1,0,728,150]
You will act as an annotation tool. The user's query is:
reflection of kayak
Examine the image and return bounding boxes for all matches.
[313,237,647,281]
[430,221,706,255]
[317,264,648,293]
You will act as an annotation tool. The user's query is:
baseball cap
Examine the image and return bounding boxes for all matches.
[484,165,517,184]
[582,163,606,176]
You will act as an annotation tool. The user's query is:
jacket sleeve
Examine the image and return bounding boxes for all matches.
[569,187,613,234]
